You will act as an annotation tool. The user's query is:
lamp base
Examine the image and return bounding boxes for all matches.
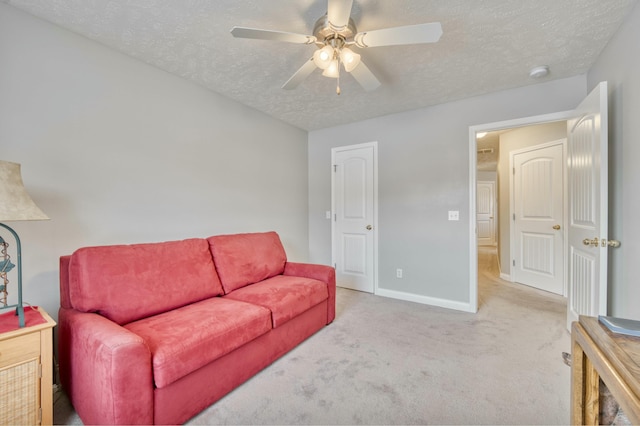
[0,304,25,328]
[16,304,25,327]
[0,222,26,328]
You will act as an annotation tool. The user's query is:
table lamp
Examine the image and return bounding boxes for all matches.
[0,160,49,327]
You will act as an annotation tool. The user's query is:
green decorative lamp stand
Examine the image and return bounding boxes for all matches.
[0,160,48,328]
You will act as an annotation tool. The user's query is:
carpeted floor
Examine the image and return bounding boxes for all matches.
[54,247,571,424]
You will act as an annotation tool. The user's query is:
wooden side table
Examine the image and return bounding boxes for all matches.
[0,307,56,425]
[571,315,640,425]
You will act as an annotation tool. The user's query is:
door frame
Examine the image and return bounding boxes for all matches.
[509,139,568,296]
[331,141,379,294]
[468,111,574,312]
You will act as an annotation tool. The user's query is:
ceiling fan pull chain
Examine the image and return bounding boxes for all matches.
[336,55,341,95]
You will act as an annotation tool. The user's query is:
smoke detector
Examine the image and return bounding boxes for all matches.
[529,65,550,79]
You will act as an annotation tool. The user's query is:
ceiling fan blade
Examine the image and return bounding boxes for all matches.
[231,27,316,44]
[282,58,317,90]
[349,61,381,92]
[354,22,443,48]
[327,0,353,29]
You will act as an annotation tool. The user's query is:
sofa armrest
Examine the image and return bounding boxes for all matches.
[283,262,336,323]
[58,308,153,425]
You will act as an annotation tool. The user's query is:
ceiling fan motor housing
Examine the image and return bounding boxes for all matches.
[313,14,357,43]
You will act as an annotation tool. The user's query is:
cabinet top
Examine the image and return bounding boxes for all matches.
[579,315,640,395]
[0,306,55,341]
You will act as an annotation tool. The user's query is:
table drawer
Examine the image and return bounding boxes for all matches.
[0,331,40,369]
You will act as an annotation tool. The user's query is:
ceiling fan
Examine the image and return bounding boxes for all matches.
[230,0,443,94]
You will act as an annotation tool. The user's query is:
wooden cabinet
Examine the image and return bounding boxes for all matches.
[0,307,56,425]
[571,315,640,425]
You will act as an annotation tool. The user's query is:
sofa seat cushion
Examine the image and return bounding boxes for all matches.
[207,232,287,294]
[223,275,328,328]
[124,297,271,389]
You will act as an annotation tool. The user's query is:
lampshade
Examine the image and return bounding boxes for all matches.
[322,59,340,78]
[313,45,335,70]
[0,160,49,222]
[339,47,361,73]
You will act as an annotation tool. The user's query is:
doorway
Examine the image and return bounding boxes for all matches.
[469,110,574,312]
[470,83,611,327]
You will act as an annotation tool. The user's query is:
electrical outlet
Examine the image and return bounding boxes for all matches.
[396,268,403,278]
[448,210,459,221]
[325,211,331,219]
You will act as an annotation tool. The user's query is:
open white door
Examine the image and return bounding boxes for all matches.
[567,82,616,329]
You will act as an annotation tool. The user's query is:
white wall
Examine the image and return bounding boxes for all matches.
[497,122,567,276]
[0,4,309,321]
[309,76,585,308]
[588,2,640,319]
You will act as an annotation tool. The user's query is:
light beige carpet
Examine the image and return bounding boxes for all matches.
[54,247,570,424]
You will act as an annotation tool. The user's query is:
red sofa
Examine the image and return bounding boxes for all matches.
[58,231,336,425]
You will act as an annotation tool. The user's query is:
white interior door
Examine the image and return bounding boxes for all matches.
[567,82,611,329]
[512,141,565,295]
[332,143,377,293]
[477,181,496,246]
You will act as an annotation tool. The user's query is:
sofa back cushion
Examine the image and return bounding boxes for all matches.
[68,238,224,325]
[207,232,287,294]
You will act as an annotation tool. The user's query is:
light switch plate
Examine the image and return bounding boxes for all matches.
[448,210,459,221]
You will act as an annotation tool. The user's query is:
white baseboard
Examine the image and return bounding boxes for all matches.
[375,288,476,313]
[499,272,512,281]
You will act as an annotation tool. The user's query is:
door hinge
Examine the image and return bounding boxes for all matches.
[38,363,42,378]
[38,407,42,424]
[513,259,515,266]
[513,213,515,221]
[333,165,337,172]
[513,167,516,175]
[334,213,337,221]
[334,263,337,269]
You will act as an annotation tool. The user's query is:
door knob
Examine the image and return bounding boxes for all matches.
[553,225,561,230]
[366,225,373,230]
[602,239,621,248]
[583,237,599,247]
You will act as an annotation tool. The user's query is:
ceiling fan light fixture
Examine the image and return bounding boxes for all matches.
[322,59,340,78]
[313,45,335,70]
[340,47,361,72]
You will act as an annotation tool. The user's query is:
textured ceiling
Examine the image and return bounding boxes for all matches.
[4,0,637,130]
